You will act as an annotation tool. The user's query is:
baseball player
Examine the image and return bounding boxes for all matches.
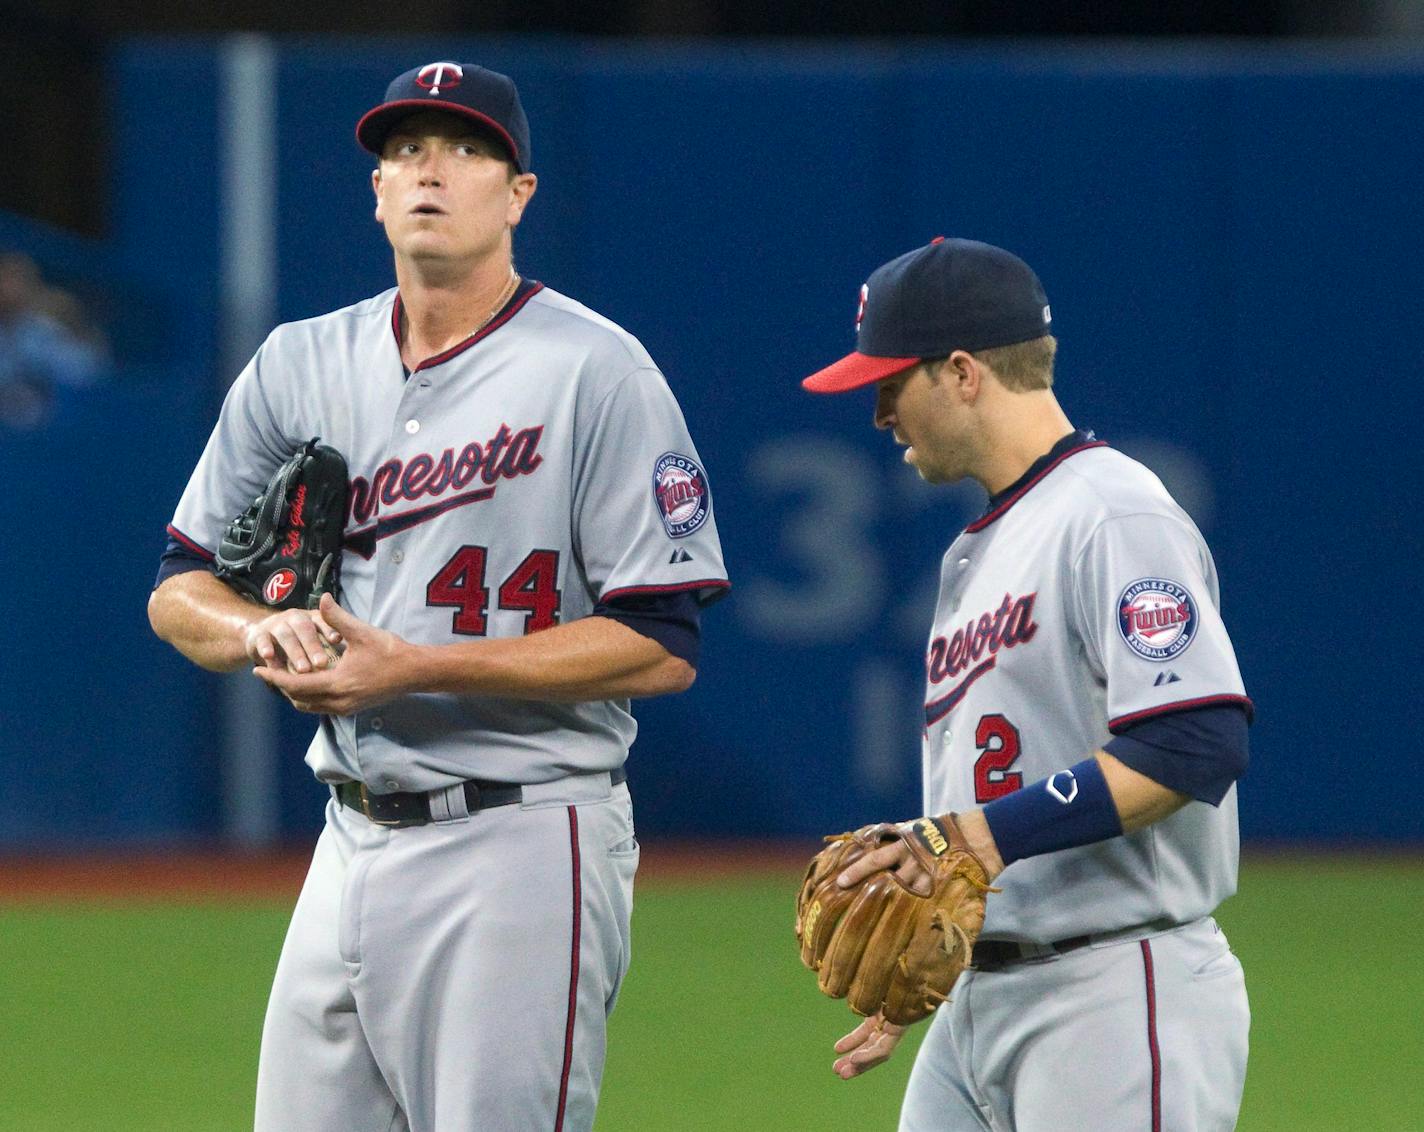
[147,61,728,1132]
[801,238,1251,1130]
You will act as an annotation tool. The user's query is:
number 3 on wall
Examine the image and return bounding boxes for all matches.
[974,713,1024,803]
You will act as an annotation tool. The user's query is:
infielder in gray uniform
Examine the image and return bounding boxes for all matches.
[148,61,728,1132]
[801,238,1251,1131]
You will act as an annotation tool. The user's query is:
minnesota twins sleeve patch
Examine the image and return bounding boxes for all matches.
[1117,577,1198,661]
[652,452,710,538]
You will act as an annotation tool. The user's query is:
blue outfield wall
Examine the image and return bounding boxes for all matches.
[1,39,1419,847]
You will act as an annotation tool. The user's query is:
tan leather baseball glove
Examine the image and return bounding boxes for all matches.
[794,815,996,1026]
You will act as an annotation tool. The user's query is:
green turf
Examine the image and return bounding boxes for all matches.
[0,856,1420,1130]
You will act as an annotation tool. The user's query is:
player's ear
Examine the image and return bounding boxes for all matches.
[944,351,982,403]
[372,167,385,223]
[506,173,537,228]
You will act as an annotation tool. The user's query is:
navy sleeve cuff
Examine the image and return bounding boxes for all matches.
[154,536,214,590]
[1103,703,1250,807]
[593,590,702,667]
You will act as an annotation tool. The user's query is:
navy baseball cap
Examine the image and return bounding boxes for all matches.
[802,237,1052,393]
[356,61,532,172]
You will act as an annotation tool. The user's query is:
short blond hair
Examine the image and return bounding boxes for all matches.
[975,335,1057,391]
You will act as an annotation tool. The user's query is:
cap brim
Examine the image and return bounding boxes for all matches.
[801,352,921,394]
[356,100,522,169]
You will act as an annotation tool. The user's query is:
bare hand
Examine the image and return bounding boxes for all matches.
[253,594,413,715]
[244,605,343,673]
[836,823,933,896]
[833,1013,907,1079]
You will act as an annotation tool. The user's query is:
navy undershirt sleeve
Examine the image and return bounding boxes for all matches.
[594,590,702,668]
[154,536,214,590]
[1103,704,1250,807]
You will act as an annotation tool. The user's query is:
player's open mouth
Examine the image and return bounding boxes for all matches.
[411,204,446,215]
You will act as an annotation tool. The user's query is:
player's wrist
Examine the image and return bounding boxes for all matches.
[979,756,1124,868]
[390,640,442,696]
[934,811,1006,881]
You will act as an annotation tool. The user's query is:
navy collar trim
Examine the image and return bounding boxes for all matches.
[964,429,1106,534]
[392,279,543,375]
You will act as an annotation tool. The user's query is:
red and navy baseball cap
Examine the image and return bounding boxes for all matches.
[356,61,532,173]
[802,237,1052,394]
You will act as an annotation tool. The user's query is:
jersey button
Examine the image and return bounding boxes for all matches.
[405,419,420,434]
[370,717,384,732]
[392,549,405,564]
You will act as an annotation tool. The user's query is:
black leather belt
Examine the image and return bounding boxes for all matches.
[971,919,1177,971]
[335,767,627,828]
[970,935,1093,971]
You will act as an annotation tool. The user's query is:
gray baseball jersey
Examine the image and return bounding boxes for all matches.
[172,281,729,791]
[903,436,1251,1131]
[921,439,1249,940]
[169,279,727,1132]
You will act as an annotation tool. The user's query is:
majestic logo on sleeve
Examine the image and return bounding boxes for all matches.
[653,453,711,538]
[1118,578,1198,661]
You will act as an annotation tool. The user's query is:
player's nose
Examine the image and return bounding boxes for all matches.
[414,148,446,185]
[873,390,896,430]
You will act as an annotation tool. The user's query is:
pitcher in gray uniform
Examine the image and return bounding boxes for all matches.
[148,60,728,1132]
[801,238,1250,1131]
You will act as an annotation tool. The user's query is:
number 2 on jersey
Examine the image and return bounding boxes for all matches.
[974,713,1024,802]
[427,546,561,635]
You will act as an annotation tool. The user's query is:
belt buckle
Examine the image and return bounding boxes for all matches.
[358,783,402,827]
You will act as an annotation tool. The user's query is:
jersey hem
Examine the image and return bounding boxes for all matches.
[1108,693,1254,732]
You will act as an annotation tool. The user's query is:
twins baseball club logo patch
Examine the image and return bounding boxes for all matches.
[1117,578,1198,661]
[264,569,298,606]
[653,453,710,538]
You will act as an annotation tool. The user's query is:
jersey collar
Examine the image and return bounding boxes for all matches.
[391,278,544,376]
[964,429,1106,533]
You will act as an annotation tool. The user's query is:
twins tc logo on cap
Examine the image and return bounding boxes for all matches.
[653,453,710,538]
[1118,578,1198,661]
[416,62,463,96]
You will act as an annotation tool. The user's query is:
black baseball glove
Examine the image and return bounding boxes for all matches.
[214,439,349,611]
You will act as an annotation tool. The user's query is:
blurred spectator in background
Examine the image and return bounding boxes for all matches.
[0,250,109,430]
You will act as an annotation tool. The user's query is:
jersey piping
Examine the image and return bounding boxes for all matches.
[167,523,215,560]
[600,579,732,606]
[391,279,545,373]
[1110,693,1254,731]
[964,439,1108,533]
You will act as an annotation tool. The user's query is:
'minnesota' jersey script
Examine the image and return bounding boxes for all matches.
[170,282,729,790]
[922,438,1250,941]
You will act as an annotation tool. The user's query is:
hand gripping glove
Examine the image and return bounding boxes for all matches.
[214,439,349,610]
[794,815,996,1026]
